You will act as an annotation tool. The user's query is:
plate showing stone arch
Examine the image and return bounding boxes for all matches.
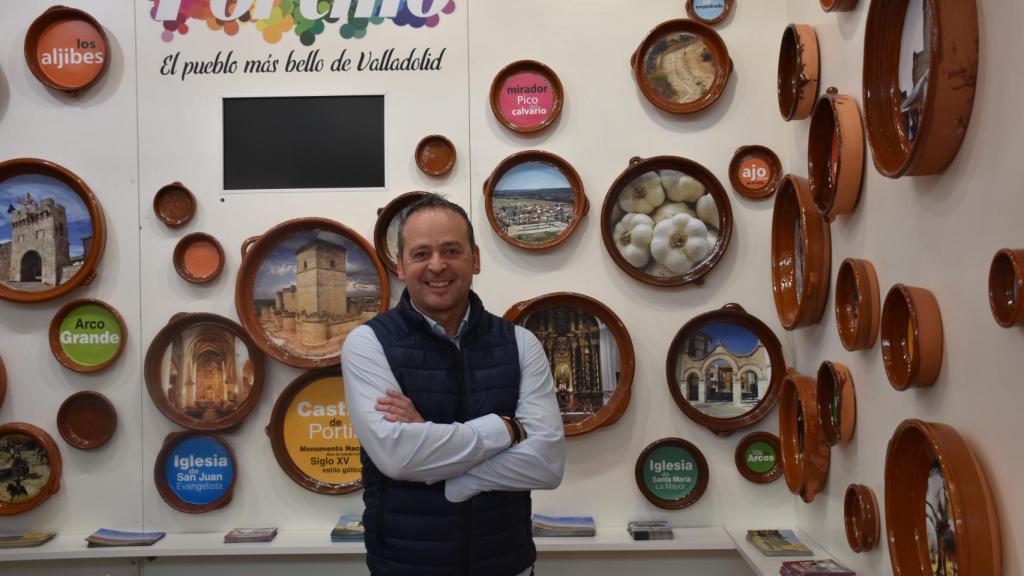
[666,303,786,435]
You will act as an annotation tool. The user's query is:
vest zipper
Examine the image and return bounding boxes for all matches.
[454,346,471,576]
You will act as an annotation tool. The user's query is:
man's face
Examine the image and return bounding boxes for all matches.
[396,208,480,323]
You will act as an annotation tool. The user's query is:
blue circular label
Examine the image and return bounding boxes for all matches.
[164,436,234,506]
[694,0,727,20]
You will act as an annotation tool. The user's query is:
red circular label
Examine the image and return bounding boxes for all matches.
[36,19,107,89]
[498,72,555,128]
[738,157,772,189]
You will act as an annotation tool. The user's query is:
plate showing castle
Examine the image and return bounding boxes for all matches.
[0,174,94,292]
[252,230,382,360]
[674,321,772,418]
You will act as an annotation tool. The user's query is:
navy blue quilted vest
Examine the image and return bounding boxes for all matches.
[360,290,534,576]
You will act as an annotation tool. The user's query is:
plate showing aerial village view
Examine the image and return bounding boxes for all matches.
[492,161,575,246]
[251,230,382,361]
[0,174,94,292]
[644,32,719,104]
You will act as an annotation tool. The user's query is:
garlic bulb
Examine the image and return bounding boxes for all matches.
[652,201,696,224]
[650,213,712,274]
[618,172,665,214]
[696,194,720,229]
[660,170,705,203]
[612,213,655,268]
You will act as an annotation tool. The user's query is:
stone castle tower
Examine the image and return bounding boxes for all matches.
[1,197,71,286]
[294,238,347,318]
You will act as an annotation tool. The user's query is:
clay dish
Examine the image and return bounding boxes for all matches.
[779,369,830,503]
[414,135,456,176]
[881,284,943,390]
[885,419,1000,575]
[154,431,237,514]
[729,145,783,200]
[816,360,856,446]
[808,88,865,221]
[0,423,62,516]
[988,248,1024,327]
[631,19,733,115]
[504,292,634,437]
[48,298,127,373]
[735,431,783,484]
[863,0,978,177]
[24,6,110,95]
[835,258,880,351]
[153,182,197,228]
[173,233,225,284]
[489,60,564,134]
[778,24,820,121]
[634,437,710,510]
[771,175,832,330]
[373,191,429,274]
[844,483,880,552]
[821,0,859,11]
[685,0,735,26]
[57,391,117,450]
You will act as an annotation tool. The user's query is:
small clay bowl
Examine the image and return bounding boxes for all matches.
[414,135,456,176]
[729,145,783,200]
[153,182,197,228]
[685,0,734,26]
[779,369,830,503]
[835,258,881,351]
[57,391,117,450]
[988,248,1024,327]
[771,174,832,330]
[778,24,820,121]
[821,0,859,11]
[173,233,225,284]
[816,360,856,446]
[844,483,879,552]
[808,88,865,221]
[881,284,944,390]
[24,6,110,95]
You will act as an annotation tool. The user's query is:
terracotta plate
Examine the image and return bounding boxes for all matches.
[414,135,456,176]
[155,431,236,514]
[0,355,5,410]
[835,258,880,351]
[729,145,783,200]
[373,192,429,275]
[632,19,732,114]
[808,88,865,221]
[0,423,62,516]
[844,483,880,552]
[880,284,943,390]
[48,298,126,373]
[816,360,855,446]
[779,369,830,503]
[735,432,783,484]
[988,248,1024,327]
[24,6,110,95]
[57,391,117,450]
[635,437,709,509]
[821,0,859,12]
[686,0,734,25]
[153,182,197,228]
[489,60,564,134]
[771,175,832,329]
[777,24,820,121]
[173,233,225,284]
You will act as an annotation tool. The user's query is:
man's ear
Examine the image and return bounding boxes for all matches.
[472,245,481,274]
[396,254,407,281]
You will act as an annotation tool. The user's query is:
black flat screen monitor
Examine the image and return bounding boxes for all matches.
[223,95,385,191]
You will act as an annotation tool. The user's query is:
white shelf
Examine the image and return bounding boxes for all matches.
[0,526,734,562]
[726,527,836,576]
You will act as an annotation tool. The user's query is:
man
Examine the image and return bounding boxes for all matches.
[342,193,565,576]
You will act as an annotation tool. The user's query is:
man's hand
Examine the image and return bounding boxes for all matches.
[375,389,425,423]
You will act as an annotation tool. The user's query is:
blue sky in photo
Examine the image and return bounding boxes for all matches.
[494,161,571,196]
[0,174,93,257]
[698,322,760,356]
[253,230,380,299]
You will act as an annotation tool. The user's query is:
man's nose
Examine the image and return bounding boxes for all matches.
[426,252,445,271]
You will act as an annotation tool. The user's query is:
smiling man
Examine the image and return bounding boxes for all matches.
[341,193,565,576]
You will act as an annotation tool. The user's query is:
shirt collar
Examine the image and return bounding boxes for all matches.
[409,299,471,345]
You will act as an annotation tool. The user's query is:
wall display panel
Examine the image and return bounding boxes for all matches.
[154,432,237,514]
[152,182,196,229]
[685,0,734,26]
[631,20,732,114]
[489,60,564,134]
[173,233,225,284]
[56,391,117,450]
[728,145,782,200]
[770,175,831,329]
[635,437,709,509]
[373,192,430,275]
[777,24,819,121]
[48,299,126,374]
[24,6,110,95]
[779,370,830,503]
[0,423,62,516]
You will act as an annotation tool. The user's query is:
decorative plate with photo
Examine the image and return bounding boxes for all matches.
[632,20,732,114]
[0,423,62,516]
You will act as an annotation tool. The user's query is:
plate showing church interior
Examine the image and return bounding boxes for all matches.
[666,303,786,435]
[145,312,266,432]
[236,218,389,369]
[504,293,635,436]
[0,158,106,304]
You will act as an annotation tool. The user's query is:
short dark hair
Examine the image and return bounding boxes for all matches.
[396,193,476,259]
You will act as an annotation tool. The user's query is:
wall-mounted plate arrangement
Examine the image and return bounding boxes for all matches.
[24,6,110,95]
[504,292,635,436]
[267,368,362,495]
[808,88,865,221]
[373,192,428,275]
[57,391,117,450]
[48,298,126,373]
[686,0,734,26]
[153,182,197,229]
[631,19,732,114]
[0,422,62,516]
[154,431,236,514]
[144,313,265,431]
[666,303,785,435]
[771,175,831,329]
[988,248,1024,327]
[484,151,588,250]
[779,369,830,503]
[173,233,225,284]
[816,360,855,446]
[863,0,979,177]
[729,145,783,200]
[0,158,106,304]
[881,284,943,390]
[602,156,732,286]
[635,437,709,510]
[236,218,388,369]
[821,0,859,12]
[735,432,782,484]
[885,419,1000,575]
[414,135,456,177]
[844,483,879,552]
[777,24,820,121]
[489,60,564,134]
[835,258,880,351]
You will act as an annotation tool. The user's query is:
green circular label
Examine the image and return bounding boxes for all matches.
[642,444,698,501]
[744,441,777,474]
[58,303,122,367]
